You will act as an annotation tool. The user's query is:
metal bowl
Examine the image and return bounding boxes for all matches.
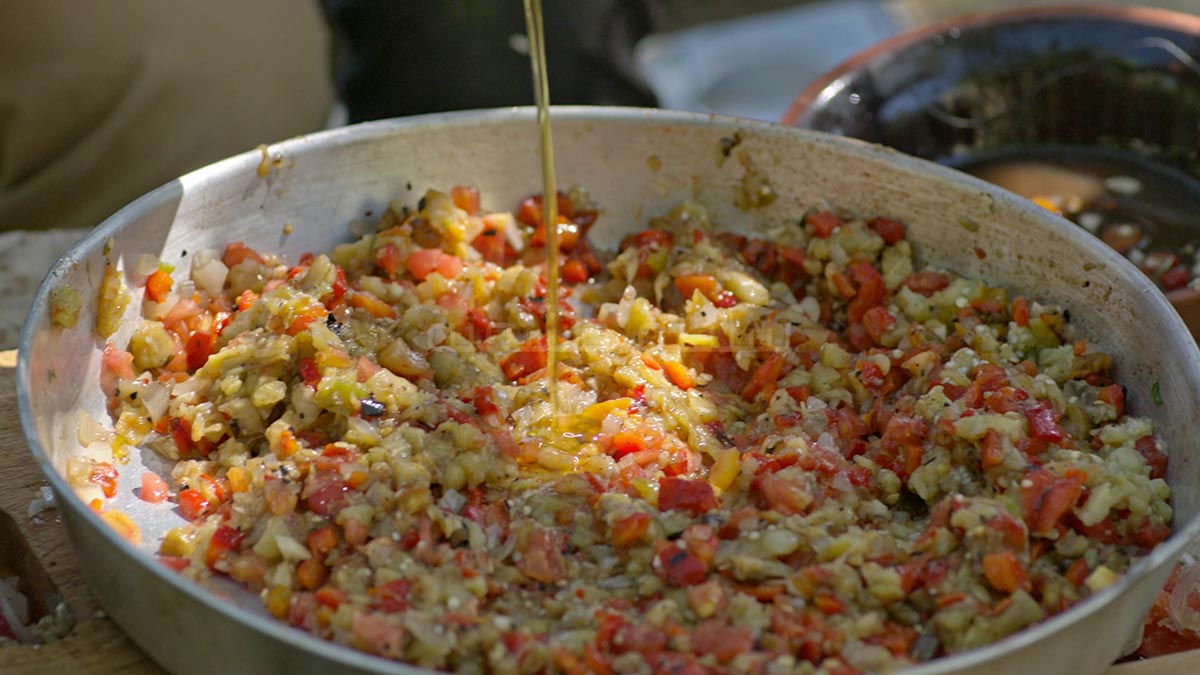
[782,5,1200,338]
[17,107,1200,674]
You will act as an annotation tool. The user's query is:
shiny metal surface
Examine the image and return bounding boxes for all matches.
[17,107,1200,674]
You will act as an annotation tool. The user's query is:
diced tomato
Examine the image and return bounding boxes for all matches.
[178,488,211,521]
[561,258,589,283]
[140,472,169,503]
[658,477,717,516]
[450,185,481,214]
[100,342,136,396]
[880,413,930,479]
[611,623,669,655]
[980,429,1005,470]
[306,479,349,517]
[611,512,652,548]
[89,462,119,499]
[1135,566,1200,658]
[1130,520,1172,548]
[532,216,582,251]
[185,330,215,371]
[222,242,265,267]
[711,290,738,308]
[1076,516,1120,545]
[464,307,497,341]
[861,306,896,343]
[982,550,1030,593]
[675,274,720,302]
[847,262,886,323]
[145,269,173,302]
[831,272,856,299]
[235,289,258,311]
[1012,297,1030,327]
[755,474,811,515]
[299,358,321,388]
[609,431,646,458]
[315,585,346,609]
[471,225,509,264]
[517,192,574,227]
[296,557,328,591]
[903,271,950,296]
[1064,558,1090,586]
[807,210,843,238]
[619,229,673,253]
[169,416,202,458]
[305,526,338,559]
[1135,435,1168,480]
[206,524,247,569]
[867,216,906,244]
[371,579,412,613]
[813,593,846,615]
[375,243,403,278]
[1021,468,1086,535]
[1024,401,1065,443]
[327,266,348,307]
[741,352,786,402]
[517,529,566,583]
[343,517,369,549]
[691,621,755,662]
[655,546,708,587]
[499,337,547,381]
[1097,384,1125,419]
[350,611,404,659]
[406,247,463,280]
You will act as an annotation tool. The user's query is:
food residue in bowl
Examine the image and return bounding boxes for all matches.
[955,147,1200,293]
[80,185,1176,673]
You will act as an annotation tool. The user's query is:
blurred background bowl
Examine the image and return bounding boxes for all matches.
[783,4,1200,334]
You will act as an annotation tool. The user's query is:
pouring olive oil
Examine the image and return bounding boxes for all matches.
[522,0,562,427]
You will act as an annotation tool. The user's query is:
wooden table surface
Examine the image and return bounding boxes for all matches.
[0,349,1194,674]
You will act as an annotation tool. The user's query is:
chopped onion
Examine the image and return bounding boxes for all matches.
[275,534,312,562]
[140,381,170,422]
[191,257,229,298]
[143,293,180,320]
[830,471,854,495]
[438,489,467,514]
[132,253,161,280]
[597,575,634,590]
[77,411,113,445]
[191,249,219,269]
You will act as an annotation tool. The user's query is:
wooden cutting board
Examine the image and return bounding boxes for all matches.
[0,350,1193,674]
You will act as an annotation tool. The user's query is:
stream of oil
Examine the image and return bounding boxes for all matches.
[522,0,561,427]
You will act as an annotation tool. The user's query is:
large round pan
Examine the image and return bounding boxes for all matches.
[17,107,1200,674]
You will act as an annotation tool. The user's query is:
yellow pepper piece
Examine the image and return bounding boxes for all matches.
[160,527,197,557]
[709,449,741,491]
[680,333,718,347]
[631,478,656,505]
[100,509,142,546]
[266,585,292,619]
[580,398,632,422]
[226,466,250,493]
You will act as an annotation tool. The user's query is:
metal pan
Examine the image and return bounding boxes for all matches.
[16,107,1200,674]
